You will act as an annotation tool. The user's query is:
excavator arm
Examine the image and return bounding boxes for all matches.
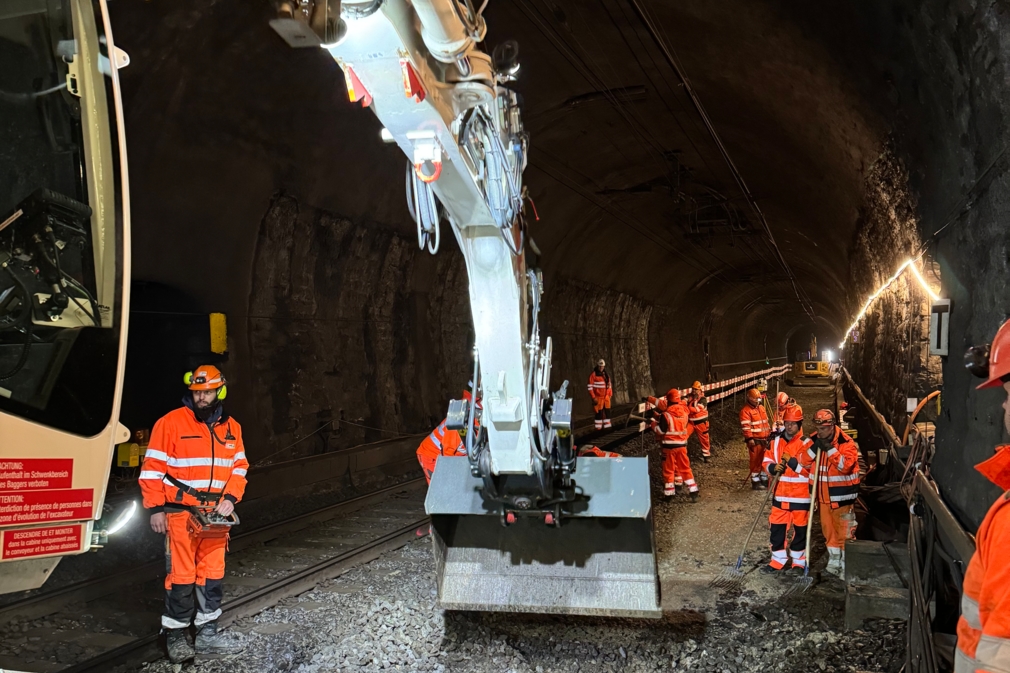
[270,0,660,617]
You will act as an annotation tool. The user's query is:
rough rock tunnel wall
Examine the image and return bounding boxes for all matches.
[841,148,943,441]
[246,195,658,457]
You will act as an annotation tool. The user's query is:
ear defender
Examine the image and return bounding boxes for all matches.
[217,385,227,400]
[183,371,194,386]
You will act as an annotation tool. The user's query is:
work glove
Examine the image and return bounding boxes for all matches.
[770,463,785,476]
[746,438,756,449]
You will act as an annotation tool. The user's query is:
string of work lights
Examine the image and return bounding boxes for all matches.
[839,257,941,350]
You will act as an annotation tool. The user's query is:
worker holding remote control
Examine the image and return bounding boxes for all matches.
[139,365,249,662]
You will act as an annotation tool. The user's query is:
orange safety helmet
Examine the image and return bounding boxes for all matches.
[972,319,1010,389]
[746,388,761,402]
[776,391,790,408]
[666,388,681,404]
[184,365,227,400]
[813,409,835,426]
[692,381,703,391]
[783,404,804,423]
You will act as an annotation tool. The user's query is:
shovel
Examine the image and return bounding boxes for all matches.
[783,450,822,596]
[710,470,781,590]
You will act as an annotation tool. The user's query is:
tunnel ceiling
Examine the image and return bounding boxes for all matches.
[112,0,914,357]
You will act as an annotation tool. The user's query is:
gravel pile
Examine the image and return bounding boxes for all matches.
[132,383,905,673]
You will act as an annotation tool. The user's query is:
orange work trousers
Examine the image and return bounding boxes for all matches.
[688,421,711,456]
[769,506,810,568]
[163,510,227,629]
[662,447,697,492]
[747,438,768,479]
[819,503,856,551]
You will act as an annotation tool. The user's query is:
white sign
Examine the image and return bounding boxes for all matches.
[930,299,951,356]
[906,397,918,413]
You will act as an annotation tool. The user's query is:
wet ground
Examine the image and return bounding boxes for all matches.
[133,382,905,673]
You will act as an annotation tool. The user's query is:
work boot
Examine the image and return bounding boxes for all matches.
[751,480,763,491]
[689,492,699,503]
[760,564,782,575]
[824,549,843,577]
[195,621,245,655]
[164,628,195,663]
[701,454,710,463]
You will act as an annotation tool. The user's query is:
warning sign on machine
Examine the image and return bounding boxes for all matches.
[0,459,73,492]
[1,524,84,559]
[0,489,94,526]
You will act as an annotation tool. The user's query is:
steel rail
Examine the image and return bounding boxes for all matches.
[60,518,431,673]
[0,478,425,626]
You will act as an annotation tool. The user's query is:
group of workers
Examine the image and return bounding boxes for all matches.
[137,312,1010,672]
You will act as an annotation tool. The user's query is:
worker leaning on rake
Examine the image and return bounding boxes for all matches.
[762,404,815,573]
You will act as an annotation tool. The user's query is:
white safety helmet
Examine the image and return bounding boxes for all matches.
[597,359,606,367]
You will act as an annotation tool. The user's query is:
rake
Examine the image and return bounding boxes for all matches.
[710,471,781,589]
[782,450,822,597]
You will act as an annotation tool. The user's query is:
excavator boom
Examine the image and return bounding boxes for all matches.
[269,0,660,618]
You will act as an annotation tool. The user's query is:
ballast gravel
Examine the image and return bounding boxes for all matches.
[134,383,906,673]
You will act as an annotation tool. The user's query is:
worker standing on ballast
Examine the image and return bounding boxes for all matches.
[588,359,613,430]
[686,381,712,462]
[810,409,859,576]
[740,388,771,489]
[139,365,248,663]
[762,404,814,572]
[957,317,1010,673]
[653,389,698,501]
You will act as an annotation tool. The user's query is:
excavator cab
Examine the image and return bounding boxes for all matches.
[0,0,132,593]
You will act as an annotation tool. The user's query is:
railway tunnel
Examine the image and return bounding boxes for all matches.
[1,0,1009,670]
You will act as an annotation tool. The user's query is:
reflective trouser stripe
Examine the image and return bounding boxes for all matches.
[162,615,191,629]
[194,609,222,626]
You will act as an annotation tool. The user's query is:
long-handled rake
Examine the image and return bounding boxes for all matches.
[710,472,781,589]
[783,450,822,596]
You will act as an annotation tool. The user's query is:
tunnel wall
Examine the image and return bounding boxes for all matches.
[542,279,654,415]
[246,194,473,457]
[841,148,943,441]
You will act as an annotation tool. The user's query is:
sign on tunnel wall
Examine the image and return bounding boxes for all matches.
[930,299,951,357]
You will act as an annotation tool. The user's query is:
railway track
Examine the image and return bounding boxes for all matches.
[0,480,429,672]
[0,414,657,672]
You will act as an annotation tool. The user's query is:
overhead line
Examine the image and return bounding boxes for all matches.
[627,0,816,319]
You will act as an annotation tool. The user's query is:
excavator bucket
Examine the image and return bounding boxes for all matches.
[425,456,661,618]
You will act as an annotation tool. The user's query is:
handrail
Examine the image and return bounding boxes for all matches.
[903,391,941,445]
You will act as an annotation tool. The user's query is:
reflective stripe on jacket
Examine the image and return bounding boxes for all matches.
[956,491,1010,673]
[740,404,771,439]
[417,419,465,459]
[763,433,814,509]
[687,397,709,423]
[587,371,612,399]
[139,406,249,511]
[807,427,859,508]
[653,405,689,447]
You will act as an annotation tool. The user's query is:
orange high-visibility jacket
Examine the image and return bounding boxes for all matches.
[687,396,709,423]
[740,404,771,440]
[140,406,249,511]
[417,419,465,459]
[587,371,612,399]
[763,433,815,510]
[807,427,859,508]
[956,491,1010,673]
[653,404,690,447]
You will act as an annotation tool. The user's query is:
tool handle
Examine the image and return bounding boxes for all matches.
[737,470,781,560]
[803,451,822,573]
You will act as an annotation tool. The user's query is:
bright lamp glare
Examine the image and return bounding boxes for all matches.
[824,350,833,362]
[107,500,137,536]
[839,258,940,350]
